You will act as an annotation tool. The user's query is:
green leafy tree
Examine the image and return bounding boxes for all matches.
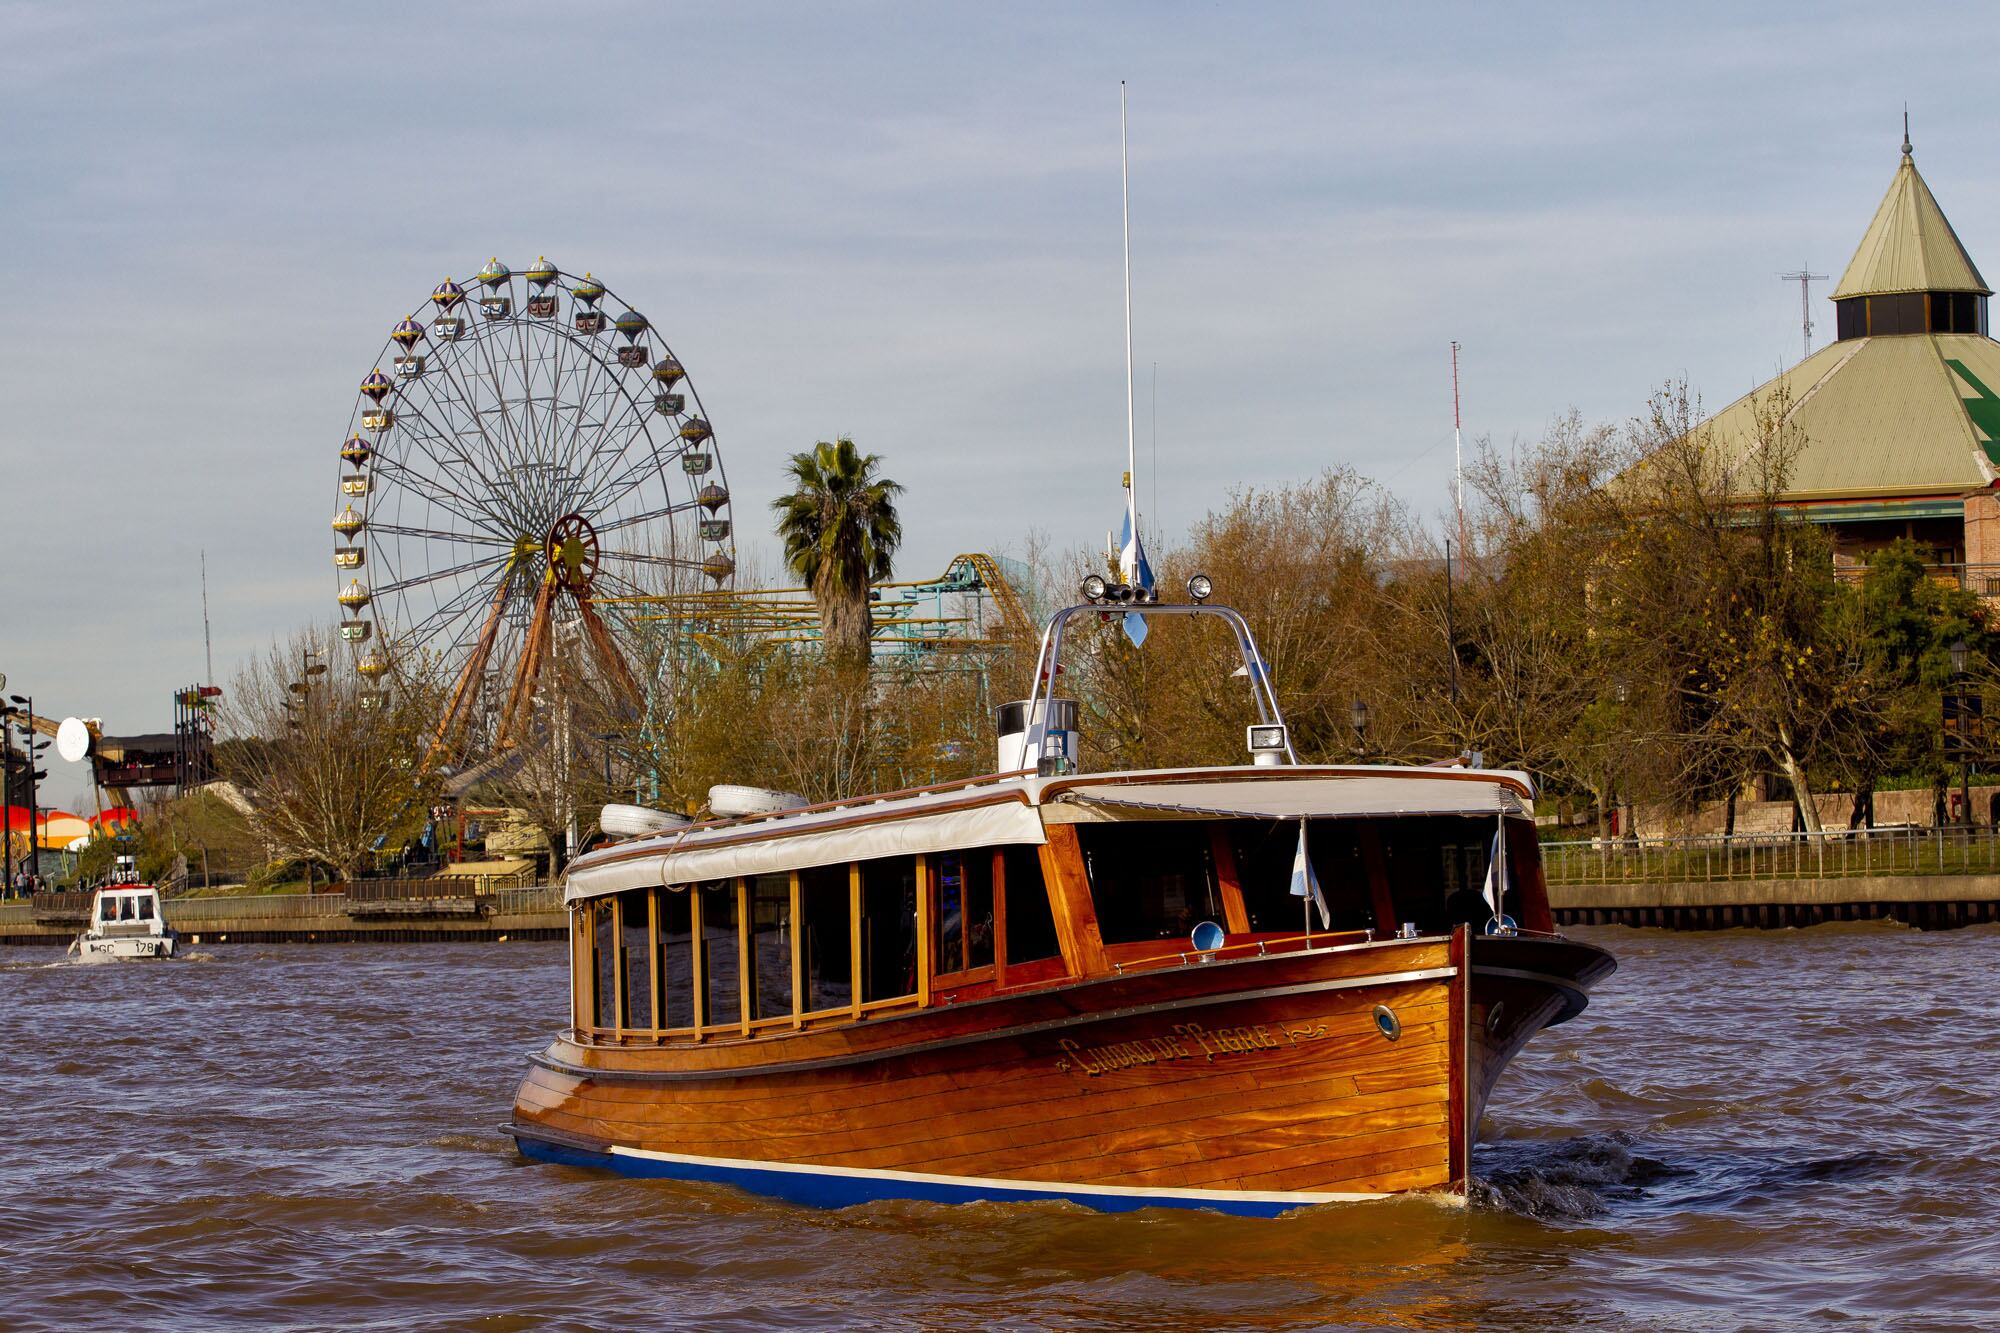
[771,438,904,665]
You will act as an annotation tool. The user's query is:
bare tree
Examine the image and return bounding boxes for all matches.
[220,630,434,884]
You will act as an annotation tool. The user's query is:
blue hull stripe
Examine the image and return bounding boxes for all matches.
[513,1134,1411,1217]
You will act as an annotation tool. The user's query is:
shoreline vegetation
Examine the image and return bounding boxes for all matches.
[37,383,1992,892]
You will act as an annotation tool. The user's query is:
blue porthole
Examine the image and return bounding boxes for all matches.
[1372,1004,1401,1041]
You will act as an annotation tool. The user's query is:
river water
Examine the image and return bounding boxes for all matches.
[3,923,1994,1331]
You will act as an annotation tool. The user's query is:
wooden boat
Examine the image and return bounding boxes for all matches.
[508,594,1614,1215]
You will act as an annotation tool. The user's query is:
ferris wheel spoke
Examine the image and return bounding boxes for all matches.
[388,395,515,522]
[374,551,518,597]
[600,549,709,570]
[397,561,517,653]
[366,520,516,545]
[590,499,701,534]
[587,446,690,522]
[566,384,659,500]
[369,452,512,536]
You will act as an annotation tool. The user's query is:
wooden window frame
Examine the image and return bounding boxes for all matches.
[745,872,801,1032]
[796,865,857,1025]
[696,878,749,1040]
[930,848,998,989]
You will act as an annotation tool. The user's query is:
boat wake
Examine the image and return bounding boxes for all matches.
[1470,1131,1680,1219]
[1474,1130,1904,1222]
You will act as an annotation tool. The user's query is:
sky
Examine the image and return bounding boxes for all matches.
[4,0,1999,810]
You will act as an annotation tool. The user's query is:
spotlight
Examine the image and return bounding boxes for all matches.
[1187,573,1213,603]
[1080,574,1108,602]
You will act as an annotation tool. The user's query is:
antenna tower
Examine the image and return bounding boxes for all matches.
[1780,267,1827,361]
[1451,341,1464,575]
[201,548,215,685]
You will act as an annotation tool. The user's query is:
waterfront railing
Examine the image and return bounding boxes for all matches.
[1544,825,2000,885]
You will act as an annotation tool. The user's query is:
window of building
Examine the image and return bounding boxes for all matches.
[747,873,794,1021]
[1002,845,1061,964]
[859,856,919,1002]
[617,888,652,1031]
[799,864,853,1014]
[1836,297,1867,341]
[1076,822,1225,944]
[699,880,742,1030]
[1868,293,1927,336]
[932,849,995,976]
[654,888,695,1031]
[1930,291,1988,334]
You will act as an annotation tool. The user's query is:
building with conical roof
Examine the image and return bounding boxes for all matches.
[1699,131,2000,588]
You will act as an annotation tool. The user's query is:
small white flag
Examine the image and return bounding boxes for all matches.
[1480,820,1507,915]
[1289,821,1330,929]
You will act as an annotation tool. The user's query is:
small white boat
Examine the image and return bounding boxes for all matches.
[69,873,178,961]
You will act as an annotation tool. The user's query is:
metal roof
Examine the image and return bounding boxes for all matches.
[1702,332,2000,502]
[1832,149,1989,299]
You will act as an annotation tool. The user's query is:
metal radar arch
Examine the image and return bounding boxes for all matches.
[330,258,736,764]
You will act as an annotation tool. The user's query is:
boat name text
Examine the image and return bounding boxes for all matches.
[1053,1020,1329,1077]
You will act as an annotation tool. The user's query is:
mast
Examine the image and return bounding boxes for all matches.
[1121,81,1138,550]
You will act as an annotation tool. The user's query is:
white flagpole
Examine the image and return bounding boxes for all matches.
[1121,81,1139,553]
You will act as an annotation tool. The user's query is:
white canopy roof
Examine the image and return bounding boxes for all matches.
[1044,773,1531,821]
[563,766,1533,904]
[565,795,1045,902]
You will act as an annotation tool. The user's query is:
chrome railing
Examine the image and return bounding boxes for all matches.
[1543,825,2000,885]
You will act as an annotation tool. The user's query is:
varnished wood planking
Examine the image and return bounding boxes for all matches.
[520,992,1449,1143]
[503,935,1599,1201]
[515,977,1456,1194]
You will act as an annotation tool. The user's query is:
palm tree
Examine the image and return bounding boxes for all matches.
[771,437,904,664]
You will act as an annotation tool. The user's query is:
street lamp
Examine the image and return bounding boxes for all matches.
[1350,698,1371,759]
[1950,639,1975,826]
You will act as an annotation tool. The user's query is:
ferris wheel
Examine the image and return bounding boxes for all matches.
[330,257,735,762]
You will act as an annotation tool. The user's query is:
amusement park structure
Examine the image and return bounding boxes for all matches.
[329,258,734,767]
[605,552,1036,658]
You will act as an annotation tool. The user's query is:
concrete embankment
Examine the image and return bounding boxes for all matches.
[0,891,566,946]
[1550,875,2000,929]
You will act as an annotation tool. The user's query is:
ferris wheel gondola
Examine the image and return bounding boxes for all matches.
[329,257,735,764]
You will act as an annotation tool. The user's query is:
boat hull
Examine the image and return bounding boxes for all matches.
[72,934,177,961]
[510,931,1610,1213]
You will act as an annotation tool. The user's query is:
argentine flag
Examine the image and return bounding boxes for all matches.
[1117,502,1154,647]
[1289,820,1331,929]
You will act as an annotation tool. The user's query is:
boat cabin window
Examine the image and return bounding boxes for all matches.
[1075,823,1226,944]
[101,897,118,922]
[1225,816,1510,935]
[1002,845,1061,965]
[654,888,695,1031]
[591,900,617,1030]
[699,880,742,1031]
[570,843,1069,1043]
[618,889,652,1030]
[799,864,853,1015]
[136,894,153,921]
[932,850,995,977]
[1224,820,1377,934]
[859,856,919,1003]
[747,873,793,1021]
